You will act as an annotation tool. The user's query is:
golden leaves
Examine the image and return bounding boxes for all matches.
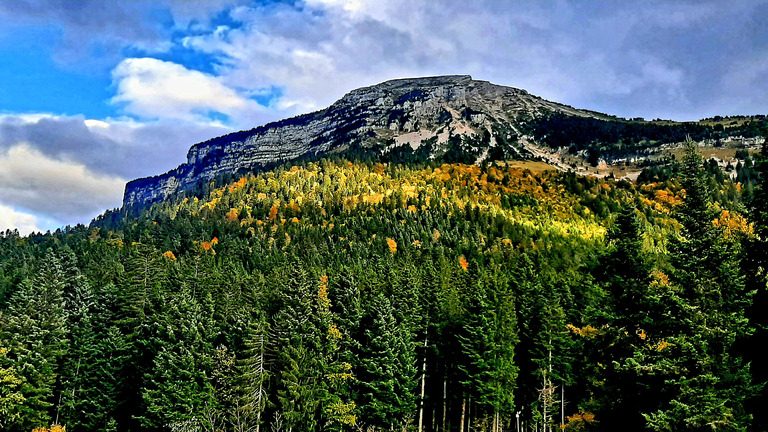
[33,426,66,432]
[327,324,342,341]
[228,176,248,193]
[650,270,669,288]
[318,275,331,311]
[566,411,596,430]
[162,251,176,261]
[386,238,397,255]
[226,208,239,221]
[654,340,670,351]
[459,256,469,272]
[325,400,357,426]
[199,237,218,254]
[566,324,600,339]
[712,209,754,239]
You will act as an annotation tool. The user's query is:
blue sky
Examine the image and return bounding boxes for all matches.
[1,0,767,234]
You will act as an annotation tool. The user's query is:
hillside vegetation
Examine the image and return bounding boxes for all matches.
[1,139,767,432]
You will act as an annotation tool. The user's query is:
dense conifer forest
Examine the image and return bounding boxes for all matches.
[1,138,767,432]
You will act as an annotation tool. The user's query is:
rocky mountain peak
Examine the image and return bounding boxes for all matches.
[122,75,601,209]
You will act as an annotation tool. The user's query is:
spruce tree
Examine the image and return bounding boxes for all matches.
[642,139,754,431]
[458,265,518,431]
[359,293,418,431]
[138,286,217,430]
[238,315,270,432]
[744,133,768,430]
[0,252,69,431]
[270,264,323,432]
[592,206,664,431]
[0,345,25,429]
[60,282,128,431]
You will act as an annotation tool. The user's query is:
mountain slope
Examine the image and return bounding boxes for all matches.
[122,75,767,209]
[122,75,608,208]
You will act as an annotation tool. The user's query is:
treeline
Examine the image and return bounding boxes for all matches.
[0,140,767,432]
[521,113,767,162]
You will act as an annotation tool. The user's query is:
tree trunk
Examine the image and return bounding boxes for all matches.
[467,396,472,432]
[460,396,466,432]
[418,334,428,432]
[442,377,448,432]
[561,384,565,431]
[255,333,265,432]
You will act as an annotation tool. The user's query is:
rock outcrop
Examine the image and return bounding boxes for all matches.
[123,75,605,208]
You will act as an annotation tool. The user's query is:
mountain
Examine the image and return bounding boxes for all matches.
[122,75,608,208]
[4,77,767,432]
[122,75,767,209]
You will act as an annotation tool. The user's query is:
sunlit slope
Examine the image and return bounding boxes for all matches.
[119,160,749,261]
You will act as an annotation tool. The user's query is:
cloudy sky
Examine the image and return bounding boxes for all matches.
[1,0,767,234]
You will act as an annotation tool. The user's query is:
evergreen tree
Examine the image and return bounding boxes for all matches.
[359,293,418,431]
[238,315,270,432]
[138,286,217,430]
[60,282,129,431]
[642,139,754,431]
[0,345,25,429]
[0,252,69,431]
[458,264,518,432]
[744,133,768,430]
[270,264,323,432]
[590,206,665,431]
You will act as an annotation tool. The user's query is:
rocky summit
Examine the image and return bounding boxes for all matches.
[122,75,606,208]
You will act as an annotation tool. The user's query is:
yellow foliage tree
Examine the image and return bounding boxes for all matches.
[386,238,397,255]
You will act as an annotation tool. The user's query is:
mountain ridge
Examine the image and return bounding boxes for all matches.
[122,75,609,208]
[122,75,766,209]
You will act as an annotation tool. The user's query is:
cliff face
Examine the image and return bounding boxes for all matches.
[123,75,602,208]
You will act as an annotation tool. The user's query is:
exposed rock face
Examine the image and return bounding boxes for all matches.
[123,75,604,208]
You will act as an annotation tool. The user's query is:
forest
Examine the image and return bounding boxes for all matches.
[1,138,767,432]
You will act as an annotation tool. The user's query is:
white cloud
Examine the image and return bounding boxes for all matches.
[0,113,235,179]
[84,119,110,129]
[111,57,262,122]
[0,143,126,224]
[0,113,254,231]
[178,0,768,121]
[0,204,42,236]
